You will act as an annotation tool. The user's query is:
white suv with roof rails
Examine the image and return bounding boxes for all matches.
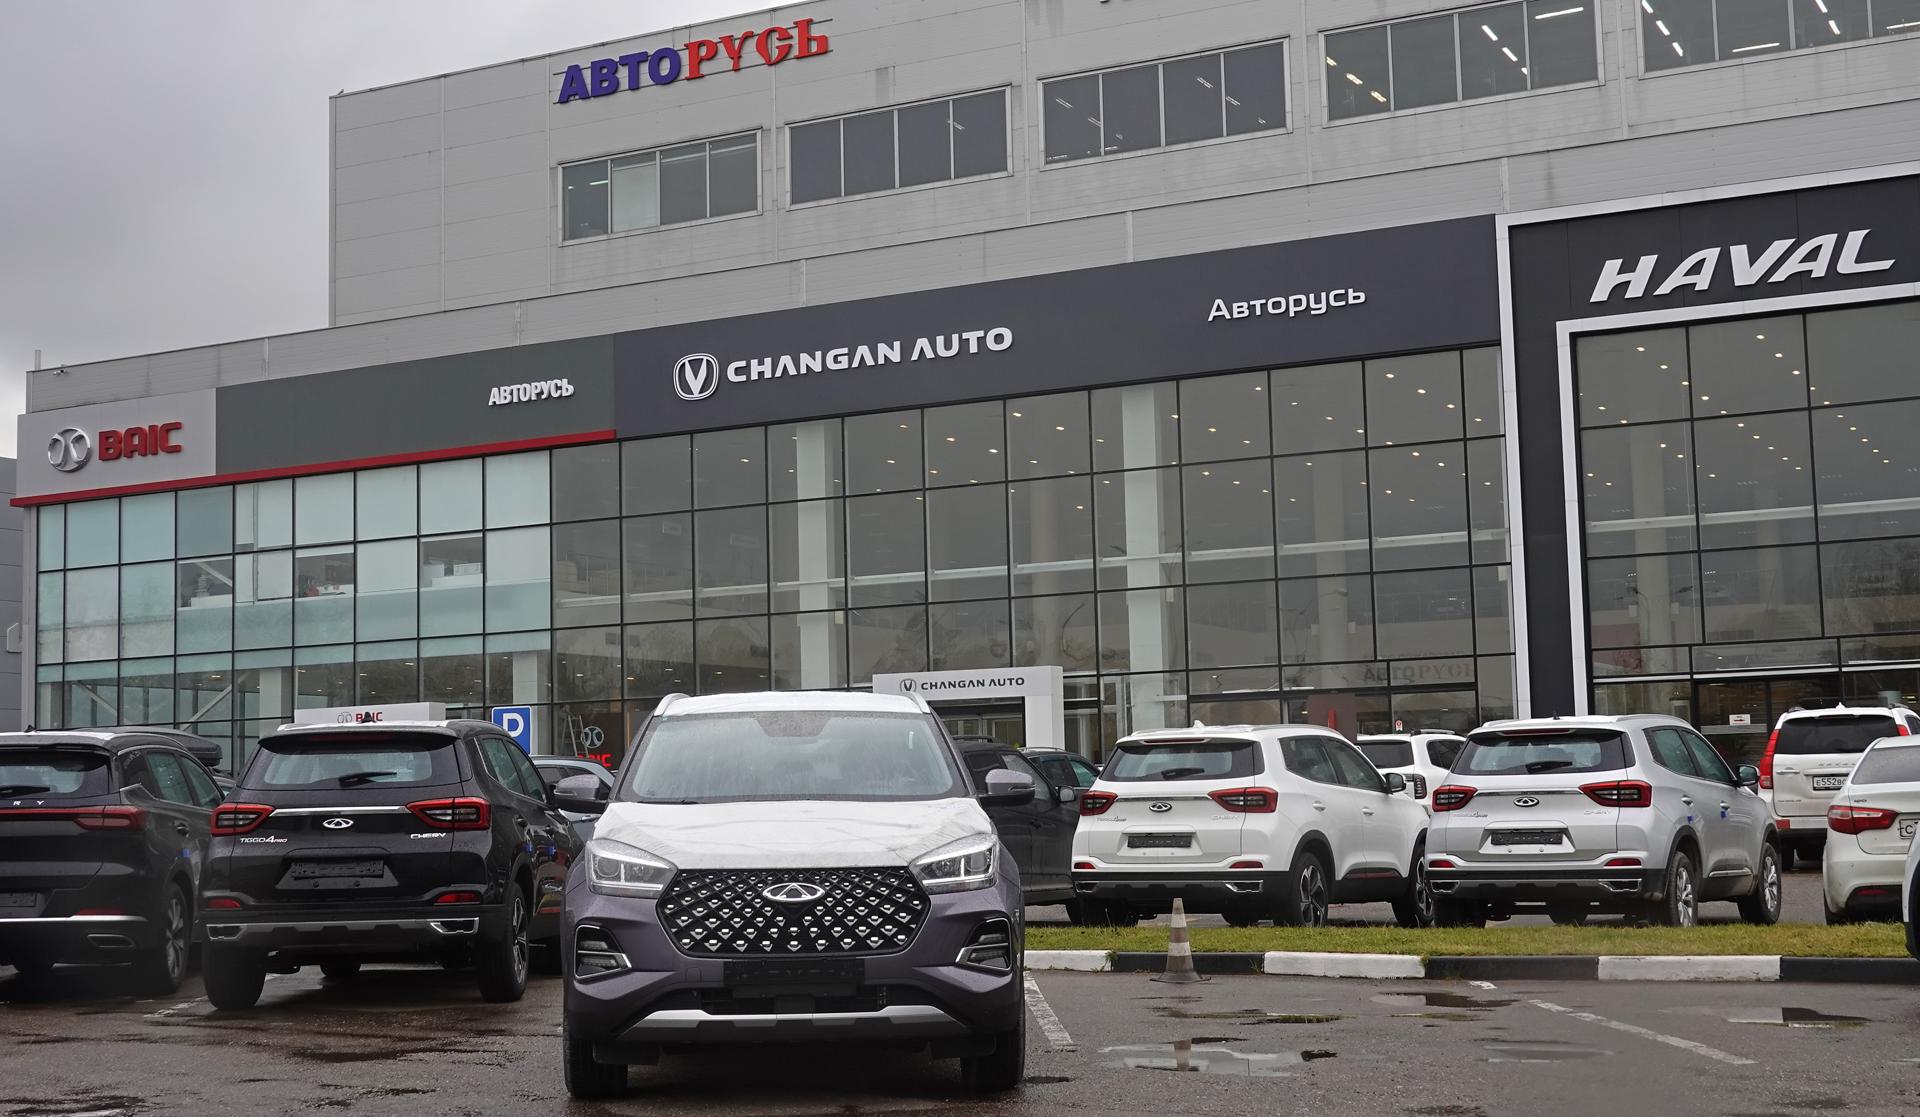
[1764,703,1920,868]
[1070,725,1432,928]
[1427,714,1781,927]
[1357,732,1468,806]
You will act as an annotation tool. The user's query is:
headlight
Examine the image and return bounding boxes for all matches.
[587,838,676,898]
[912,835,997,894]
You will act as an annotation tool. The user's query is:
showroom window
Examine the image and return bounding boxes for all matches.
[1325,1,1598,121]
[561,133,760,240]
[1642,0,1920,71]
[1042,41,1287,164]
[790,90,1008,204]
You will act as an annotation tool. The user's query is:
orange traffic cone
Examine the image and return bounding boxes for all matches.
[1152,897,1208,984]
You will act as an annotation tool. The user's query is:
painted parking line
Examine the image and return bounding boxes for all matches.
[1023,973,1077,1052]
[1528,1000,1755,1067]
[1469,980,1498,990]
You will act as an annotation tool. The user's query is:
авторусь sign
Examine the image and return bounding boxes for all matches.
[556,19,830,104]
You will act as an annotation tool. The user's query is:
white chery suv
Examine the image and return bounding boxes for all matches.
[1070,725,1432,927]
[1357,732,1469,806]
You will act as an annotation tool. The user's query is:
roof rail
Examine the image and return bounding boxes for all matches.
[652,693,692,717]
[904,692,934,715]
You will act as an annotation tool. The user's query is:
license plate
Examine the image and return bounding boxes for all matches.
[1902,820,1918,841]
[724,958,864,987]
[0,892,38,911]
[1812,776,1846,791]
[290,859,383,880]
[1127,833,1193,849]
[1490,830,1566,846]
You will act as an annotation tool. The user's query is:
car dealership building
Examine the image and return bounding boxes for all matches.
[19,0,1920,770]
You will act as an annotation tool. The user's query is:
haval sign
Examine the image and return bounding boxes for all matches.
[1590,229,1894,303]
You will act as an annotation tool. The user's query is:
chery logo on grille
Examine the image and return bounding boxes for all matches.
[762,882,826,904]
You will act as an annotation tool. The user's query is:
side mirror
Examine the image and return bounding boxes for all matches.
[980,769,1036,807]
[1056,785,1081,805]
[1381,772,1407,795]
[1736,764,1761,790]
[553,774,609,815]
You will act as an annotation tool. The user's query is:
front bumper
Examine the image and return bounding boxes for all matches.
[199,904,508,956]
[0,915,153,963]
[563,876,1022,1055]
[1071,870,1284,912]
[1428,866,1669,905]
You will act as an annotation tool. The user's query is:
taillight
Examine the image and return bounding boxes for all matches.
[1901,723,1913,737]
[1604,856,1643,868]
[1209,787,1279,813]
[206,897,242,910]
[1410,774,1429,800]
[1427,857,1457,869]
[1581,780,1653,807]
[435,890,483,904]
[1079,791,1117,816]
[1431,786,1477,811]
[1828,804,1898,834]
[211,803,274,836]
[1760,729,1779,789]
[408,796,491,830]
[1230,860,1264,869]
[74,806,147,831]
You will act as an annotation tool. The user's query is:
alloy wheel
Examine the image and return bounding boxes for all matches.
[1763,853,1782,916]
[163,892,188,983]
[1673,861,1697,927]
[1298,862,1329,926]
[510,890,529,984]
[1412,860,1434,925]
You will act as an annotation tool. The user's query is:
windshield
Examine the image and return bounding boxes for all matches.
[1103,740,1259,782]
[1357,740,1415,769]
[620,711,962,803]
[247,733,460,789]
[1777,715,1899,756]
[1457,731,1629,776]
[1848,744,1920,785]
[0,748,113,798]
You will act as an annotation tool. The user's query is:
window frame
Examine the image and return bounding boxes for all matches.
[785,86,1014,209]
[1320,1,1604,126]
[1038,39,1292,169]
[557,130,764,245]
[1635,0,1920,76]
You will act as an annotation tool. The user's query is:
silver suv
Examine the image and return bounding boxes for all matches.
[1426,715,1782,927]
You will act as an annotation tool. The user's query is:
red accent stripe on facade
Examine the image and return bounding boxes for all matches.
[10,429,618,507]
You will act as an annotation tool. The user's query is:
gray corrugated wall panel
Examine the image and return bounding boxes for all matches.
[441,249,550,303]
[779,175,1030,255]
[803,238,988,305]
[215,342,270,385]
[332,265,443,319]
[443,58,547,110]
[334,78,440,130]
[334,111,443,168]
[334,301,446,327]
[980,212,1129,277]
[268,304,521,378]
[556,211,780,286]
[335,188,442,242]
[545,82,777,165]
[334,151,440,206]
[442,211,549,262]
[442,132,548,189]
[334,226,443,279]
[443,171,548,225]
[520,263,804,343]
[443,93,547,150]
[146,350,217,396]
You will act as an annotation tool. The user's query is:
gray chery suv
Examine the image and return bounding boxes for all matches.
[554,692,1032,1098]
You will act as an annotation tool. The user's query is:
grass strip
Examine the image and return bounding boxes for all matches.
[1028,922,1910,958]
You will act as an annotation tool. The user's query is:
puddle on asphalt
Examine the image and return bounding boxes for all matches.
[1373,993,1515,1011]
[1481,1041,1611,1063]
[1725,1008,1868,1029]
[1156,1007,1343,1024]
[1102,1041,1334,1076]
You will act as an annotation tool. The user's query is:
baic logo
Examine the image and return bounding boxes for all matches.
[47,428,91,473]
[674,353,720,401]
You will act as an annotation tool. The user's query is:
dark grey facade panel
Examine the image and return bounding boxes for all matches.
[1506,175,1920,713]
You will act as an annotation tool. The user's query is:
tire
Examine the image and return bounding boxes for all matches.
[1738,842,1784,926]
[320,960,362,981]
[1650,847,1700,928]
[532,938,564,976]
[1392,844,1435,929]
[959,999,1026,1093]
[1778,844,1796,872]
[203,946,267,1010]
[476,885,530,1003]
[9,955,55,978]
[1222,911,1262,928]
[1276,848,1330,928]
[1548,905,1590,927]
[1062,901,1087,926]
[563,1017,628,1099]
[1824,899,1854,926]
[1074,900,1139,927]
[1431,896,1487,928]
[130,885,191,995]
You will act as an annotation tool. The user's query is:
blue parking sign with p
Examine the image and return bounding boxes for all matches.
[491,705,533,753]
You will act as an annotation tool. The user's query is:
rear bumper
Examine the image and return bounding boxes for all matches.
[1072,871,1285,911]
[1773,813,1829,848]
[199,905,508,955]
[1823,841,1906,916]
[1428,866,1669,904]
[0,915,153,962]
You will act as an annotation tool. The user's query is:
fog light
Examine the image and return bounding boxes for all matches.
[1427,858,1457,870]
[1230,860,1263,869]
[435,891,482,905]
[1073,861,1095,871]
[206,897,242,911]
[1604,857,1642,867]
[574,926,630,977]
[957,918,1013,972]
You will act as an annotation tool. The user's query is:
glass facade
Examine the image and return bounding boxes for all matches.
[33,349,1511,768]
[1579,300,1920,760]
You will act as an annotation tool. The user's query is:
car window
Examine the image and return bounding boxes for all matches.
[535,764,586,793]
[0,747,114,798]
[1646,728,1700,777]
[1103,739,1260,782]
[1907,716,1920,735]
[1000,751,1047,786]
[246,732,460,789]
[141,752,198,806]
[1281,738,1339,785]
[497,740,548,801]
[622,710,965,804]
[479,737,542,801]
[1327,740,1386,792]
[118,753,163,799]
[1039,755,1099,788]
[1776,714,1899,755]
[1457,730,1629,776]
[178,756,224,808]
[1851,744,1920,785]
[1428,738,1466,769]
[1679,731,1736,784]
[1356,739,1414,768]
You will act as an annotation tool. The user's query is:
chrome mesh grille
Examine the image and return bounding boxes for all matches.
[657,868,929,957]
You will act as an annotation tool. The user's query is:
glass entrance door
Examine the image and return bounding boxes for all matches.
[942,710,1026,748]
[1694,673,1842,768]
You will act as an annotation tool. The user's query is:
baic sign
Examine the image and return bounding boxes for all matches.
[556,18,830,104]
[47,421,184,474]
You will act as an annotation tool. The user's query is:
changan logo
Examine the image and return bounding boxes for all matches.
[674,354,720,401]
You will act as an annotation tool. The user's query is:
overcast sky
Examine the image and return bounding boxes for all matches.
[0,0,756,455]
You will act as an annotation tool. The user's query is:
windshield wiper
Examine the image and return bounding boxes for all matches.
[0,784,51,795]
[335,770,399,787]
[1523,760,1574,773]
[1155,767,1206,780]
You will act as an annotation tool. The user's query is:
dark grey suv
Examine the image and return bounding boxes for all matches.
[556,692,1031,1098]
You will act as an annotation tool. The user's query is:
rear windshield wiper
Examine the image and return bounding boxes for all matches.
[0,784,51,795]
[1523,760,1574,773]
[335,770,399,787]
[1155,767,1207,780]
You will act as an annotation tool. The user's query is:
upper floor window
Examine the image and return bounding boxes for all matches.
[1325,2,1597,121]
[789,90,1008,205]
[1642,0,1919,71]
[561,133,759,241]
[1042,41,1287,165]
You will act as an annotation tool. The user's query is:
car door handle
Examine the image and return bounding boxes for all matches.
[1680,796,1694,806]
[173,822,191,835]
[513,816,529,830]
[1361,808,1376,817]
[1312,801,1326,812]
[1719,802,1731,811]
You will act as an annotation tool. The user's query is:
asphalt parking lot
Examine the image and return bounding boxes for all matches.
[5,957,1920,1117]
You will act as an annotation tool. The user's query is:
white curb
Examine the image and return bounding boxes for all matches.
[1263,951,1425,979]
[1597,955,1781,982]
[1027,949,1113,972]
